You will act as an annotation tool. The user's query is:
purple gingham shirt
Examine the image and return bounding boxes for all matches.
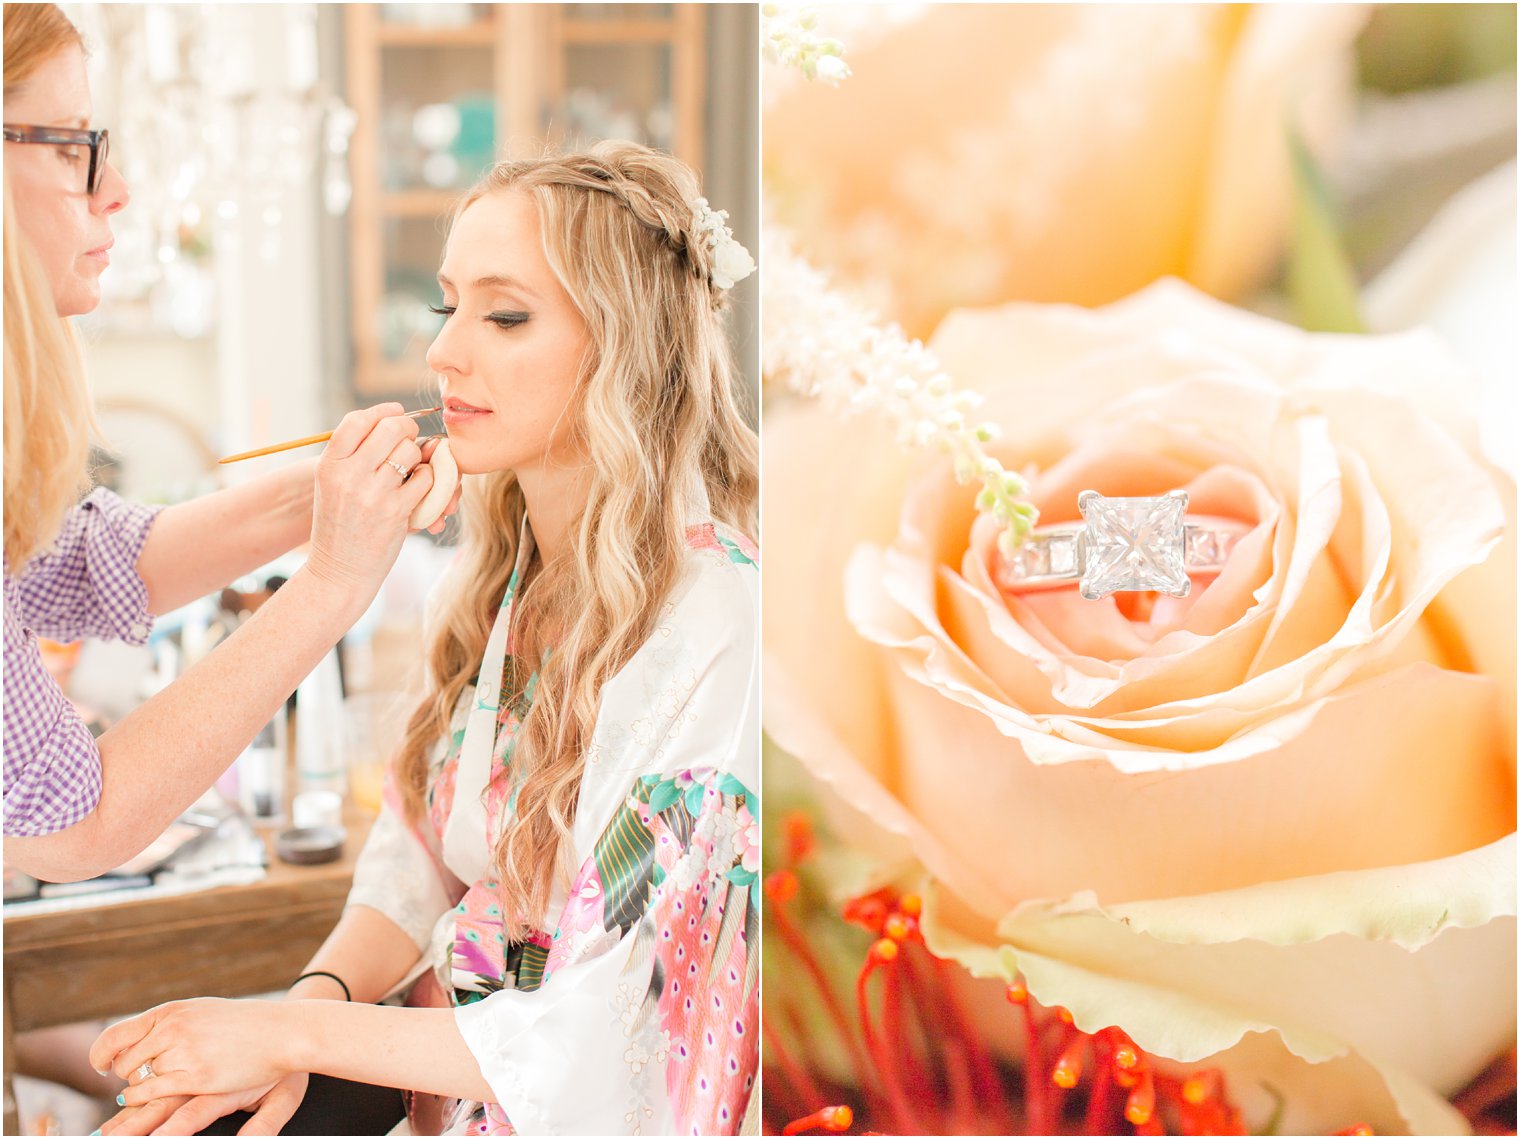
[4,489,162,837]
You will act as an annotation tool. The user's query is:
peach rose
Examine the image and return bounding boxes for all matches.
[764,281,1515,1134]
[764,4,1367,337]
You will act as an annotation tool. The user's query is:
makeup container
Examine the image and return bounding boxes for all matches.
[295,648,348,798]
[236,712,287,826]
[292,789,343,831]
[275,826,345,865]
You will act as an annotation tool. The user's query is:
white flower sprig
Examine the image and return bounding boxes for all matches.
[691,198,756,290]
[763,229,1038,555]
[761,3,851,86]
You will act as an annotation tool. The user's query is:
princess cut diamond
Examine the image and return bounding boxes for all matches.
[1023,541,1051,577]
[1078,491,1190,599]
[1047,533,1078,576]
[1185,525,1219,567]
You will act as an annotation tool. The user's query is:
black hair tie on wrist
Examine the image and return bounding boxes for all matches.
[294,970,352,1002]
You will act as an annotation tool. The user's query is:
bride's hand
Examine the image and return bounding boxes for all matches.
[98,1074,308,1136]
[90,998,292,1105]
[96,1092,193,1136]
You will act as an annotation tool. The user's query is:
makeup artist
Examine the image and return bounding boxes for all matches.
[3,4,448,881]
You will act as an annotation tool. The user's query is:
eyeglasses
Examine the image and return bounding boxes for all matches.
[2,124,110,196]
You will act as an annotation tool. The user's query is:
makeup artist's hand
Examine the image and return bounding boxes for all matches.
[304,404,437,603]
[97,1074,307,1136]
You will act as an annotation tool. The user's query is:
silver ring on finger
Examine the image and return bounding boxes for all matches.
[135,1061,156,1081]
[384,459,412,480]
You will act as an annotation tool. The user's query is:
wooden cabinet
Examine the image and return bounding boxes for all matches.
[343,4,708,394]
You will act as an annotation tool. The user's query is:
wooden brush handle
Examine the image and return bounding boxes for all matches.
[217,407,441,464]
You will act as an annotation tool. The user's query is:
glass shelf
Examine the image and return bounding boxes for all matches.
[379,45,498,194]
[376,216,448,375]
[346,3,707,394]
[378,4,495,30]
[562,4,675,21]
[375,23,496,47]
[559,43,674,152]
[380,189,466,218]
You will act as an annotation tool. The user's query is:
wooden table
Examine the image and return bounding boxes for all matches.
[2,809,373,1135]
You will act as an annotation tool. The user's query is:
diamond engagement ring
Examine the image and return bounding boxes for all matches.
[995,490,1249,600]
[384,459,411,479]
[135,1061,155,1081]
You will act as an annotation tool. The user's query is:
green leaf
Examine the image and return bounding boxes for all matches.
[719,536,758,567]
[1285,132,1366,334]
[726,865,757,886]
[717,772,753,799]
[684,781,707,817]
[648,780,680,814]
[1358,4,1517,92]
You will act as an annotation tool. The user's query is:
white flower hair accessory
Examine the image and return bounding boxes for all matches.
[692,197,756,290]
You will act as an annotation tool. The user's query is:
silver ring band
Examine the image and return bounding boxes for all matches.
[995,490,1250,600]
[384,459,411,479]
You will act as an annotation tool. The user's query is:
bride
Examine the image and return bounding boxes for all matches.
[93,141,759,1137]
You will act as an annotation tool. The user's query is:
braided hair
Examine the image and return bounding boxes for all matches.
[394,141,757,939]
[491,141,737,306]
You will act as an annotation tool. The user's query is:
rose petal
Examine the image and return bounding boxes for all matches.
[764,653,1014,915]
[1427,472,1518,762]
[943,969,1460,1136]
[924,835,1515,1134]
[1021,832,1515,951]
[762,400,913,787]
[877,658,1511,904]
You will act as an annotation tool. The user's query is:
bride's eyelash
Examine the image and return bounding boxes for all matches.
[426,305,528,330]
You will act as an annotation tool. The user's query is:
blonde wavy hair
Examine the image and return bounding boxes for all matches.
[3,3,96,570]
[394,141,758,938]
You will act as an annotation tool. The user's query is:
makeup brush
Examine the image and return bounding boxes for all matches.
[217,406,443,464]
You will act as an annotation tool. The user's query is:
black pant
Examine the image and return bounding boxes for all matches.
[195,1073,407,1136]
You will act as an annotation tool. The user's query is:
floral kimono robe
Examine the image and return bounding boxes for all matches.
[347,520,759,1135]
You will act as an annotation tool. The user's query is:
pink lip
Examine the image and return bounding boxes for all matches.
[442,399,492,426]
[84,239,113,264]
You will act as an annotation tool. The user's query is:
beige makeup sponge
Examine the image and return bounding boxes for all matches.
[409,438,459,529]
